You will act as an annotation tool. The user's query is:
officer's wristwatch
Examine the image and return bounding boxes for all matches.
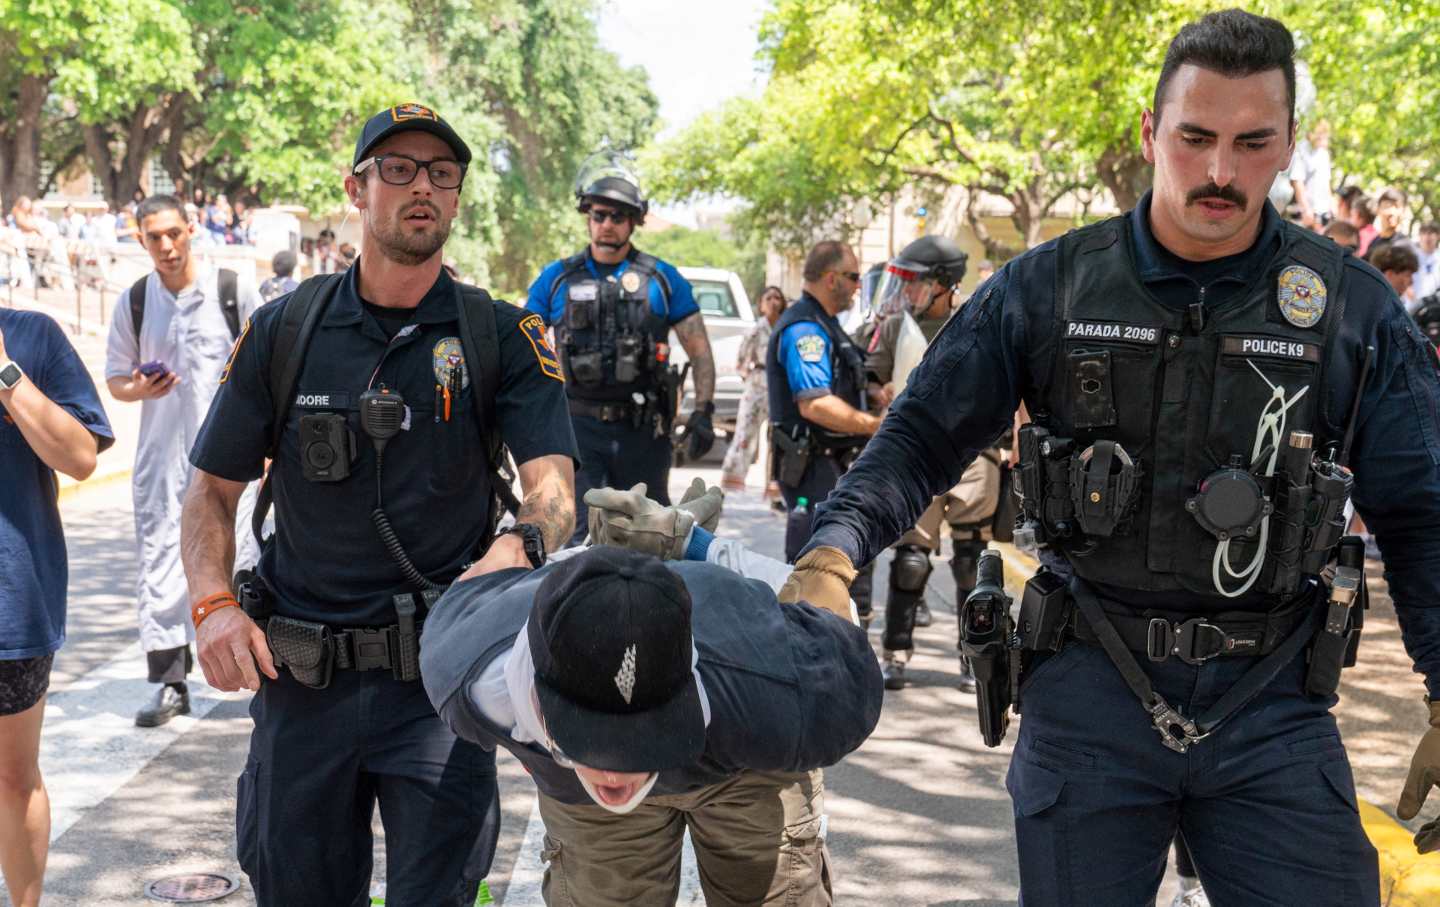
[0,360,24,391]
[500,522,547,569]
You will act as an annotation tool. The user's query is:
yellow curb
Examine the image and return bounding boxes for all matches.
[991,541,1436,899]
[57,468,132,503]
[1360,799,1440,905]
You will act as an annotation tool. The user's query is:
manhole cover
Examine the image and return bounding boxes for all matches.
[144,873,240,902]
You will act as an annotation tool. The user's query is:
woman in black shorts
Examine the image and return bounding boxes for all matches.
[0,309,113,907]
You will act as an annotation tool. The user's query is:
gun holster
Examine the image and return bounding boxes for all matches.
[266,616,335,690]
[772,426,812,487]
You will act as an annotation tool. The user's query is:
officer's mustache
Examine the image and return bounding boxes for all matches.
[1186,182,1248,209]
[594,238,628,250]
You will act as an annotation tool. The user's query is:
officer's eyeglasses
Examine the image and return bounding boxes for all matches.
[353,154,466,190]
[589,209,631,225]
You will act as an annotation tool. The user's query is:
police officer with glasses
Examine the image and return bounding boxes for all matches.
[180,103,579,905]
[527,152,717,546]
[782,11,1440,904]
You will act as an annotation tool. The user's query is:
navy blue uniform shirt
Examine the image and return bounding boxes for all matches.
[0,309,113,657]
[190,264,578,626]
[808,194,1440,696]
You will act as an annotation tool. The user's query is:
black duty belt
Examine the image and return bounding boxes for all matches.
[569,399,641,422]
[332,621,425,672]
[1069,601,1311,665]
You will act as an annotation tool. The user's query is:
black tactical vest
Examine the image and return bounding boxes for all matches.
[551,249,672,403]
[767,293,869,447]
[1032,217,1349,597]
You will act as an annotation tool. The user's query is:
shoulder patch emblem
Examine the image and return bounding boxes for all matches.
[218,317,251,385]
[795,332,827,363]
[519,313,564,381]
[432,337,469,390]
[1276,265,1327,328]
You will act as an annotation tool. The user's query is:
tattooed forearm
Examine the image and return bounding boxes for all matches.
[673,313,716,404]
[515,454,576,552]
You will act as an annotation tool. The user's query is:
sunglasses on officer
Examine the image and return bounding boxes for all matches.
[588,208,633,225]
[353,154,466,190]
[830,269,861,283]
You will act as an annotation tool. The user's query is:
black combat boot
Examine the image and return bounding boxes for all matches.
[135,682,191,727]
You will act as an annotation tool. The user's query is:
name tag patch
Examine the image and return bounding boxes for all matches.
[1222,335,1320,363]
[1066,321,1160,344]
[294,392,351,409]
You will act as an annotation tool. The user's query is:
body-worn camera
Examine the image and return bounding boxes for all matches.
[300,413,355,482]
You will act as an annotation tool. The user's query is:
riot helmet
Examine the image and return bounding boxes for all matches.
[872,234,969,320]
[1415,296,1440,350]
[574,150,648,220]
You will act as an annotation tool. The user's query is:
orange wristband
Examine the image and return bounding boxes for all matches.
[192,592,240,629]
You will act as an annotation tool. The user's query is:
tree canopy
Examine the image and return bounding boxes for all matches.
[649,0,1440,258]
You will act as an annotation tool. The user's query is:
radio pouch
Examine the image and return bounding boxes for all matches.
[266,616,334,689]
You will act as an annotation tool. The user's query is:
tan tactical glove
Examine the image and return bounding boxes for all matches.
[676,477,723,532]
[1399,698,1440,853]
[778,546,858,623]
[584,483,697,560]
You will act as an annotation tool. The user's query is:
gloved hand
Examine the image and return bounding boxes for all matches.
[684,403,716,461]
[584,483,695,560]
[778,546,857,623]
[1399,698,1440,853]
[677,477,723,532]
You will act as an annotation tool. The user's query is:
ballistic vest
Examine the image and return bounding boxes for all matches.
[551,249,672,403]
[1032,217,1350,597]
[767,293,869,448]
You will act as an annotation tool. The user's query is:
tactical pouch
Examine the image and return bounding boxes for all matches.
[568,350,603,385]
[266,616,334,689]
[566,296,596,331]
[772,427,811,487]
[392,595,421,683]
[1306,537,1367,697]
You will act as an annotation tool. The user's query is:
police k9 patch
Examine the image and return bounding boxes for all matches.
[519,313,564,381]
[432,337,469,389]
[1276,265,1327,328]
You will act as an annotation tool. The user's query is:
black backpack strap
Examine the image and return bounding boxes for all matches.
[128,275,149,343]
[251,275,344,545]
[545,251,592,307]
[455,284,521,532]
[218,268,240,339]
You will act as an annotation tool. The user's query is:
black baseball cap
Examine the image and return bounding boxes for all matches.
[352,103,472,168]
[529,546,706,773]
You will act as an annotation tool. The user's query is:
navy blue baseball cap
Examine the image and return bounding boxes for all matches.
[352,103,472,168]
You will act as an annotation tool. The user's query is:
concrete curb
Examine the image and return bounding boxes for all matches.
[57,467,131,503]
[988,542,1439,902]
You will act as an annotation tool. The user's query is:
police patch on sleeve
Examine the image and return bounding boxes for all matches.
[432,337,469,390]
[795,333,827,363]
[218,317,251,385]
[519,313,564,381]
[1276,265,1327,328]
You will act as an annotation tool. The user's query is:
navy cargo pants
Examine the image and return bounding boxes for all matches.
[1007,638,1380,906]
[570,413,674,546]
[237,667,499,906]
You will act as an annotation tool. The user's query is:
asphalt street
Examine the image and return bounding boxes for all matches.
[6,450,1435,906]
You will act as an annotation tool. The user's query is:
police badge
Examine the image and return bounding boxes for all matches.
[1276,265,1327,328]
[432,337,469,389]
[621,271,642,294]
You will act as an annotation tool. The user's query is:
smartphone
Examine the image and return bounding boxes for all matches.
[137,360,170,379]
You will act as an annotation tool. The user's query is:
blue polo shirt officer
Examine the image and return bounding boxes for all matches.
[780,13,1440,905]
[181,103,579,906]
[766,240,881,624]
[527,152,717,546]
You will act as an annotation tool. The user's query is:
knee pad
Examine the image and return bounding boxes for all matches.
[890,544,933,592]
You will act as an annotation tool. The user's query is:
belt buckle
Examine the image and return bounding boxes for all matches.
[1146,618,1174,662]
[350,628,392,671]
[1173,618,1228,665]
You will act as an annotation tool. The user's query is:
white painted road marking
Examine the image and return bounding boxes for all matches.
[500,798,706,905]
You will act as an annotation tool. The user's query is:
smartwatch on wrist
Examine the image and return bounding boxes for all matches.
[0,361,24,391]
[501,522,547,569]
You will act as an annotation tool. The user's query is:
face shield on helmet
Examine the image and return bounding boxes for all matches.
[574,150,648,218]
[871,261,947,321]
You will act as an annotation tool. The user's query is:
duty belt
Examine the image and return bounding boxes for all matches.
[569,399,640,422]
[1068,602,1311,665]
[332,620,425,672]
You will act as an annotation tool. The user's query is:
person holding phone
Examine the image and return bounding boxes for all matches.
[105,195,263,727]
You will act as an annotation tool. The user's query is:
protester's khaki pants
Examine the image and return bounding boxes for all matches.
[538,768,831,907]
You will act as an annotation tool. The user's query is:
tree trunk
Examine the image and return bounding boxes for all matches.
[2,74,50,210]
[1096,142,1151,211]
[964,189,1021,263]
[1009,176,1047,250]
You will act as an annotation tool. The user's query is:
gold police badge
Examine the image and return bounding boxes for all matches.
[621,271,642,294]
[432,337,469,389]
[1276,265,1327,328]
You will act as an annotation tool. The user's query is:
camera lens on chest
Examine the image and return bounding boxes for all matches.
[299,412,353,482]
[1186,457,1272,541]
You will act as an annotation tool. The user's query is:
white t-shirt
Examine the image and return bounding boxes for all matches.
[1287,141,1332,218]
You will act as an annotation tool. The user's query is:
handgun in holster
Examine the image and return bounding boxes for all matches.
[960,549,1017,746]
[772,424,812,487]
[1306,536,1368,697]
